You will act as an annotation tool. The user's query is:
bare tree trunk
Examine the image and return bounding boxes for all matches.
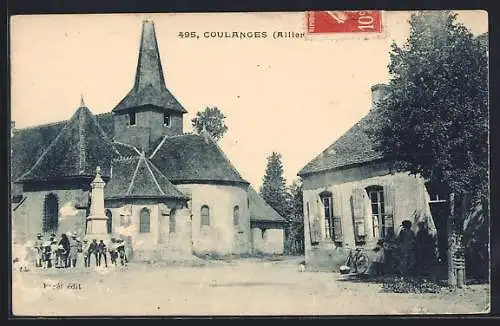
[448,193,457,288]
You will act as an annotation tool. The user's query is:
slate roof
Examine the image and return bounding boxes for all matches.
[17,104,122,182]
[112,20,187,114]
[104,155,186,200]
[11,112,115,183]
[247,186,286,223]
[298,113,384,176]
[148,132,249,184]
[113,141,141,158]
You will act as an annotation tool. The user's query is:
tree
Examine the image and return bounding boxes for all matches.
[285,179,305,255]
[367,11,488,287]
[191,106,229,141]
[260,152,289,219]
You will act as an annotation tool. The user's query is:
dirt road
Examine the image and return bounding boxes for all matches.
[11,256,490,316]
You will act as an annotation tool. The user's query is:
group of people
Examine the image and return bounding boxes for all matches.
[373,220,437,276]
[32,233,130,269]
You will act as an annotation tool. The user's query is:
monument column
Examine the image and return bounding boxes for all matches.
[85,166,109,239]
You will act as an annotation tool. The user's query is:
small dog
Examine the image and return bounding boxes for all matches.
[298,262,306,272]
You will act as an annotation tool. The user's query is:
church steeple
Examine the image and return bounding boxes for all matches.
[134,20,166,91]
[112,19,187,153]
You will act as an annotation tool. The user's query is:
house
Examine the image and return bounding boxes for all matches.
[297,84,443,272]
[10,19,286,261]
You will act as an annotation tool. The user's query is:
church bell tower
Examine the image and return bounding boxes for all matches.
[112,20,187,152]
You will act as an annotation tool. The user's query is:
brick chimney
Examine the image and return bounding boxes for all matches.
[370,84,390,111]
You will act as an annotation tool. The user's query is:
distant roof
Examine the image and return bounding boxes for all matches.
[105,155,186,200]
[112,20,187,114]
[17,105,122,182]
[298,113,384,176]
[148,132,248,185]
[247,186,286,223]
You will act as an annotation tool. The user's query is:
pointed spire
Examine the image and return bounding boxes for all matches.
[134,20,166,91]
[79,94,86,108]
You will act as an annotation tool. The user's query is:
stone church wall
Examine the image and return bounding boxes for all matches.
[105,199,192,262]
[12,189,88,245]
[113,109,183,152]
[175,183,251,256]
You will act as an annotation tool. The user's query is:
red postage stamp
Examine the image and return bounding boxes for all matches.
[306,11,383,35]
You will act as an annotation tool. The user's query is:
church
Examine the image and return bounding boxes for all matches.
[11,20,285,261]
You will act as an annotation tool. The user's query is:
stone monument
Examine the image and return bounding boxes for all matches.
[85,166,110,242]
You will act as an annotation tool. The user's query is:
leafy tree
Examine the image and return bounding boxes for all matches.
[260,152,289,219]
[367,11,488,287]
[191,106,229,141]
[285,179,305,255]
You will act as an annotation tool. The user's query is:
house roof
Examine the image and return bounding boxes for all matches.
[104,155,186,200]
[298,113,384,176]
[148,132,249,185]
[112,20,187,114]
[17,104,122,183]
[247,186,286,223]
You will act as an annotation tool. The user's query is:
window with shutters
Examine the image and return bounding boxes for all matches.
[201,205,210,227]
[366,185,386,238]
[139,207,150,233]
[323,196,334,240]
[319,191,335,241]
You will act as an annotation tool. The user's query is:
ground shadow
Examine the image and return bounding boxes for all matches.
[336,263,488,293]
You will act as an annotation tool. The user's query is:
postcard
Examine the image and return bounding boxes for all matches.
[10,10,490,316]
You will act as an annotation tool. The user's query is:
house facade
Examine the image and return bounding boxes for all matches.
[298,84,442,272]
[11,20,285,261]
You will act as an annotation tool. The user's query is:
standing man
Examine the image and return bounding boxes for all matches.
[116,239,127,266]
[98,239,108,268]
[82,239,91,267]
[49,234,58,268]
[34,233,44,268]
[88,239,99,267]
[397,220,417,276]
[68,233,79,268]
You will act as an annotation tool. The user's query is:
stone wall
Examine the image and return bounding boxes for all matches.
[113,109,183,152]
[251,227,284,255]
[175,183,251,256]
[105,199,191,261]
[12,189,88,245]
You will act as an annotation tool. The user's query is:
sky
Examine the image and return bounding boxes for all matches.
[10,11,488,190]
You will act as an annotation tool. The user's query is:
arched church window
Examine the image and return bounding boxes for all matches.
[233,205,240,226]
[43,193,59,233]
[169,208,176,233]
[200,205,210,227]
[105,209,112,234]
[139,207,150,233]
